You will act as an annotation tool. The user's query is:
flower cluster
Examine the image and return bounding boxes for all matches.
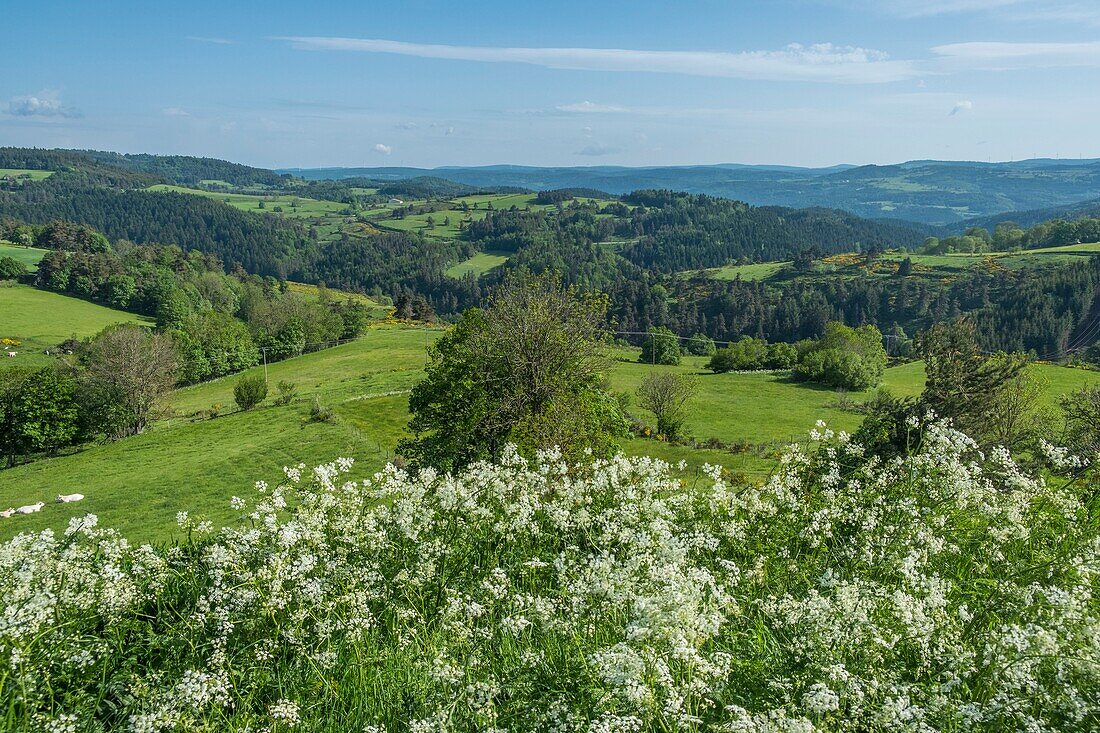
[0,422,1098,731]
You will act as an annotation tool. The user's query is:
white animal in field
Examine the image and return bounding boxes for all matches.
[5,352,15,358]
[16,502,44,514]
[56,493,85,503]
[0,508,14,518]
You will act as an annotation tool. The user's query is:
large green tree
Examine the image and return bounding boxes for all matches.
[0,367,80,467]
[919,319,1029,440]
[400,275,629,471]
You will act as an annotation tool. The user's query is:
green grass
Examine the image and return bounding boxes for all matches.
[0,284,151,369]
[0,328,438,542]
[4,324,1097,543]
[0,168,52,181]
[284,281,392,319]
[369,193,620,241]
[445,251,510,278]
[0,243,48,270]
[696,261,790,282]
[147,184,348,219]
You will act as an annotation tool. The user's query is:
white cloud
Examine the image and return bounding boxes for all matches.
[575,142,620,156]
[162,107,190,117]
[186,35,233,45]
[932,40,1100,68]
[556,101,629,113]
[374,143,392,155]
[276,37,919,84]
[949,99,974,115]
[6,91,82,118]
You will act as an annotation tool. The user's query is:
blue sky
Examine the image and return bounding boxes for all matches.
[3,0,1100,168]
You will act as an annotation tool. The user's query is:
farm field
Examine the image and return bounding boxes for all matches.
[445,250,510,278]
[147,184,349,219]
[691,240,1100,284]
[0,284,151,369]
[3,321,1097,543]
[369,192,619,240]
[0,168,53,181]
[0,243,48,270]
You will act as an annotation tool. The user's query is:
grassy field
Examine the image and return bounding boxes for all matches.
[691,241,1100,284]
[285,281,392,318]
[148,184,349,219]
[369,192,619,241]
[0,243,48,270]
[445,250,510,278]
[0,284,151,369]
[697,261,790,281]
[3,317,1097,545]
[0,168,53,181]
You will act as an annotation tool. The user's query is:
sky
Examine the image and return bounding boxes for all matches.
[3,0,1100,169]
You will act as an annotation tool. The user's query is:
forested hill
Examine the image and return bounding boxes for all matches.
[0,148,313,276]
[72,150,290,188]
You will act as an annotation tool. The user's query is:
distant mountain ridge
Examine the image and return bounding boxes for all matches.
[279,159,1100,225]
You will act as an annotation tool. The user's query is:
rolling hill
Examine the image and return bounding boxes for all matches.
[281,159,1100,225]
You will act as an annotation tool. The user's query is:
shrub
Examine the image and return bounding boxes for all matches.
[639,327,681,365]
[309,396,337,423]
[707,337,768,372]
[2,421,1098,730]
[274,380,297,406]
[0,257,28,281]
[766,341,798,369]
[636,372,698,439]
[685,333,716,356]
[233,375,268,411]
[793,322,886,390]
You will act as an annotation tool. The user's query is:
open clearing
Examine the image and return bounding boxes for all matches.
[445,251,510,278]
[0,169,53,181]
[0,243,48,270]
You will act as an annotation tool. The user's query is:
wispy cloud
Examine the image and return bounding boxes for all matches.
[865,0,1100,24]
[276,37,919,84]
[161,106,190,117]
[186,35,233,45]
[374,143,392,155]
[932,40,1100,68]
[6,91,82,119]
[556,101,630,113]
[575,142,620,156]
[949,99,974,115]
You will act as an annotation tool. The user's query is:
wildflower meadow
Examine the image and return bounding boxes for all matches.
[1,419,1098,732]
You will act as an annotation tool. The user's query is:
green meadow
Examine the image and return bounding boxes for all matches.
[2,314,1096,544]
[0,284,151,369]
[0,169,53,181]
[0,243,48,270]
[148,184,349,219]
[445,250,510,278]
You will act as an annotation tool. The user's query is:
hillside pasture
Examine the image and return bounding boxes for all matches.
[284,281,392,319]
[147,184,348,219]
[3,314,1096,544]
[0,243,48,270]
[0,284,150,369]
[0,168,53,181]
[445,250,510,278]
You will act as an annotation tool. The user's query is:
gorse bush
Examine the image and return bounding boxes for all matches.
[1,420,1099,731]
[233,374,268,411]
